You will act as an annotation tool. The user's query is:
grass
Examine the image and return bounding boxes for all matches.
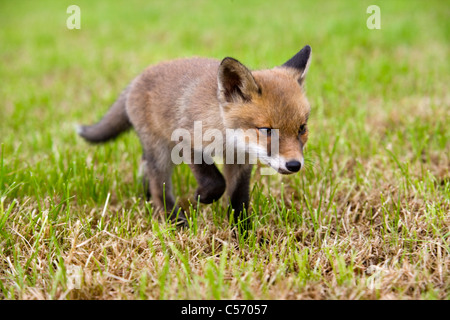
[0,0,449,299]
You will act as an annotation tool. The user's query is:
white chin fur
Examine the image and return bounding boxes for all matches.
[247,143,291,172]
[75,124,84,135]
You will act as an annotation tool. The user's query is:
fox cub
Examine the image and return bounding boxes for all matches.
[79,45,312,227]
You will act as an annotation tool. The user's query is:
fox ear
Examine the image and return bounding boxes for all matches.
[218,57,260,103]
[282,45,312,83]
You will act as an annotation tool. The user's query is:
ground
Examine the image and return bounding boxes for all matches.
[0,0,449,299]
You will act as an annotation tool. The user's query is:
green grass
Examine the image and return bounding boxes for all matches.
[0,0,449,299]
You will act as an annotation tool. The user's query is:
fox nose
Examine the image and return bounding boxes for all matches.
[286,160,301,172]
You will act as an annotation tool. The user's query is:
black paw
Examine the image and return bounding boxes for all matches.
[195,181,226,204]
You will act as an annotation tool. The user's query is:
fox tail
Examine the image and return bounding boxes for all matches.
[78,86,132,143]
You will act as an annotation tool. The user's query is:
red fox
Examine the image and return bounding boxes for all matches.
[79,45,312,228]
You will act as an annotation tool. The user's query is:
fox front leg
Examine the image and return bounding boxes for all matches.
[223,164,253,230]
[189,161,226,204]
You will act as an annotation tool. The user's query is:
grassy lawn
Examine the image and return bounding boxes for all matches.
[0,0,449,299]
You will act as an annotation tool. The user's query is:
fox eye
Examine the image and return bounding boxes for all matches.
[299,124,307,135]
[258,127,272,136]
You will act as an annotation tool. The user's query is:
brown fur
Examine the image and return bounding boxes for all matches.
[79,46,312,230]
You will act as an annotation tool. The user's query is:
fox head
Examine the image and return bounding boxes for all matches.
[217,45,312,174]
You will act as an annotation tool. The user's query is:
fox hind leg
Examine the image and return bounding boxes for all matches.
[141,145,187,225]
[139,156,151,200]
